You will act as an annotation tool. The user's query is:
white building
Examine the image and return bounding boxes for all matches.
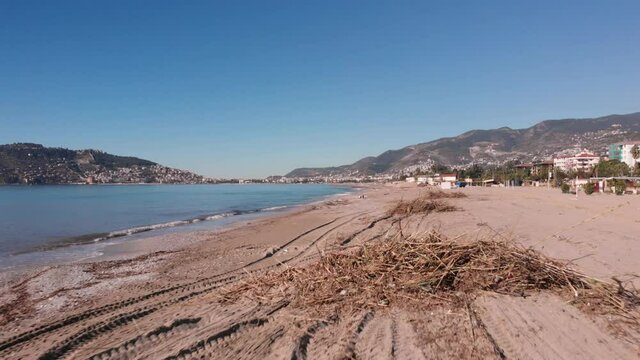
[553,151,600,172]
[608,142,640,168]
[440,173,457,182]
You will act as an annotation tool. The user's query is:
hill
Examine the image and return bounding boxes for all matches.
[0,143,207,184]
[286,112,640,177]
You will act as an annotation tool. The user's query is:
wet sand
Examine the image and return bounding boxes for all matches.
[1,184,639,359]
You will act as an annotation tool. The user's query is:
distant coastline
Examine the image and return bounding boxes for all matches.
[0,143,220,185]
[0,181,245,186]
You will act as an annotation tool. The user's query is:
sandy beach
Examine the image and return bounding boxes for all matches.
[1,184,639,359]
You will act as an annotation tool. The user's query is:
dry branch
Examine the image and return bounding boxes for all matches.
[221,231,640,324]
[387,198,458,217]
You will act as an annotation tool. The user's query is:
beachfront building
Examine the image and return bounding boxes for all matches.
[482,178,499,187]
[515,163,533,170]
[608,142,640,168]
[441,173,457,182]
[514,163,533,178]
[553,151,600,173]
[590,176,640,194]
[410,173,459,188]
[435,173,457,189]
[532,160,554,177]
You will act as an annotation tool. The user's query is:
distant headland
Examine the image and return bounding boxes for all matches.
[0,143,226,185]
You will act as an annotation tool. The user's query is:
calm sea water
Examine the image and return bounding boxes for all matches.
[0,184,351,266]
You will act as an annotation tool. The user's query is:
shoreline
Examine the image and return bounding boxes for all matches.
[0,184,361,273]
[0,182,368,186]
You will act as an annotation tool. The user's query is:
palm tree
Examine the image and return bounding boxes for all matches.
[632,145,640,175]
[631,145,640,161]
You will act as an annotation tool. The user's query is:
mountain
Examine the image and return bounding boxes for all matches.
[287,112,640,177]
[0,143,207,184]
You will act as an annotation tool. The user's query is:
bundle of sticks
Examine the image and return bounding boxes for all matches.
[222,231,639,324]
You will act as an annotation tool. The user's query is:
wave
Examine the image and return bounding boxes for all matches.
[14,207,280,255]
[261,205,288,211]
[91,212,234,243]
[333,192,352,196]
[89,205,291,244]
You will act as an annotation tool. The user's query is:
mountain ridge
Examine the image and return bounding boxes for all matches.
[286,112,640,177]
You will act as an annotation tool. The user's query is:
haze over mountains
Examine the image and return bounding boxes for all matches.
[286,112,640,177]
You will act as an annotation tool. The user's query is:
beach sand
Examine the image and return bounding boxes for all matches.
[1,184,639,359]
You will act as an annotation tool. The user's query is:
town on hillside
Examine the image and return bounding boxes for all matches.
[3,141,640,192]
[268,141,640,195]
[0,143,241,185]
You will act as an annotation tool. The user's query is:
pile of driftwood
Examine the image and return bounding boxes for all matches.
[386,190,466,216]
[223,231,639,322]
[423,190,468,199]
[387,199,458,217]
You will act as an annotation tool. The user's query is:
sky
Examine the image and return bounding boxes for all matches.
[1,1,640,178]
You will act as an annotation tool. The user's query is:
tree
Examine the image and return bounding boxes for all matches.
[631,145,640,175]
[431,164,452,174]
[554,169,569,187]
[613,179,626,195]
[594,160,630,177]
[460,164,483,180]
[631,145,640,161]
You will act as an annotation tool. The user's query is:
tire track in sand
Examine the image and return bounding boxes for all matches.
[291,315,339,360]
[163,302,288,360]
[1,217,344,356]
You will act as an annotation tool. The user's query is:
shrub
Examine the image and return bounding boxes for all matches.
[583,182,595,195]
[614,180,626,195]
[560,183,570,194]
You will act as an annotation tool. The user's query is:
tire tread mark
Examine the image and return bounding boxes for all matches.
[390,317,398,360]
[290,314,339,360]
[283,213,368,264]
[245,218,340,266]
[0,274,232,353]
[0,218,341,354]
[340,215,392,245]
[87,317,202,360]
[163,302,288,360]
[470,307,506,359]
[344,312,375,359]
[37,308,156,360]
[34,278,238,360]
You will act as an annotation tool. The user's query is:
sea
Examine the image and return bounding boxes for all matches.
[0,184,353,270]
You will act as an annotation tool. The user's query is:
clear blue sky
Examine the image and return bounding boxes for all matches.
[2,1,639,178]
